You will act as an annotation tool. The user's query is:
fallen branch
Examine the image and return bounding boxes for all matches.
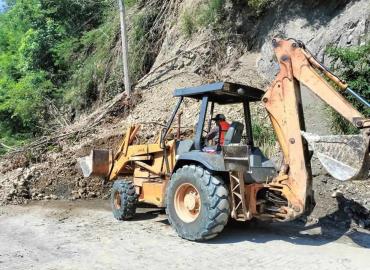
[0,142,16,151]
[135,35,237,89]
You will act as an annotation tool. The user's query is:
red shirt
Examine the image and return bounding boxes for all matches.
[218,120,230,145]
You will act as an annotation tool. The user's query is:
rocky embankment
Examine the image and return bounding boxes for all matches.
[0,0,369,232]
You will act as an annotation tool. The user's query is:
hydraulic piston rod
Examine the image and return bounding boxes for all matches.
[345,87,370,108]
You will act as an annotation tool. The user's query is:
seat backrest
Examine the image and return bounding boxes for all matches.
[224,121,244,145]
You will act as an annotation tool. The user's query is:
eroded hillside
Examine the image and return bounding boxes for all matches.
[0,0,369,230]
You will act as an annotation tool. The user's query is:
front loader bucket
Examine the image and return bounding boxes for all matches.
[302,132,370,181]
[78,149,113,178]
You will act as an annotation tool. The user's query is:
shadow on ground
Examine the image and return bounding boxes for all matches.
[208,219,370,248]
[209,196,370,248]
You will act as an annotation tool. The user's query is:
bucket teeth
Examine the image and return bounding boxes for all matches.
[302,132,370,181]
[78,155,93,178]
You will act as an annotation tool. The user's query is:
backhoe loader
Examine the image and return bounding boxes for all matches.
[79,38,370,241]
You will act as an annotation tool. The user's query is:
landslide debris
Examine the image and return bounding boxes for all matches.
[0,0,369,234]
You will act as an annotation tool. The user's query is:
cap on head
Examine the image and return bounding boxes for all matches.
[212,114,226,121]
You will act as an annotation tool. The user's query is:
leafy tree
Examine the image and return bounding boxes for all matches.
[327,42,370,133]
[0,0,109,148]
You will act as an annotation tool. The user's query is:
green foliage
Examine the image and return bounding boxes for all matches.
[326,42,370,134]
[180,0,273,37]
[129,8,159,82]
[124,0,138,8]
[181,9,196,38]
[0,0,110,148]
[63,9,119,110]
[252,121,276,156]
[56,2,159,111]
[180,0,225,37]
[197,0,225,27]
[247,0,272,13]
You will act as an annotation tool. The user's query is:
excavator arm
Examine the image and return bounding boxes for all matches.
[261,38,370,221]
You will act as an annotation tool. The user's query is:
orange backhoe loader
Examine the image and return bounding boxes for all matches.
[79,38,370,241]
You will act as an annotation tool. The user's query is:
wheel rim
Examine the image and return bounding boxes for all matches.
[114,191,121,209]
[174,183,201,223]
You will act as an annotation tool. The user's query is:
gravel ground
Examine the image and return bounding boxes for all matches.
[0,200,369,270]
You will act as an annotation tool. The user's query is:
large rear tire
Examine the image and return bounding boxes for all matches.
[111,179,138,220]
[166,165,230,241]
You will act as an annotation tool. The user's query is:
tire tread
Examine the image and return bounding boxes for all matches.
[166,165,230,241]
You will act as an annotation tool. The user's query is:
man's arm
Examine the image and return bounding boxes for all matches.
[206,126,219,141]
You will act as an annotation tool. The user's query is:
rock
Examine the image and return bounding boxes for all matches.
[364,201,370,211]
[23,168,33,180]
[50,194,58,200]
[78,188,86,196]
[358,220,366,228]
[365,219,370,228]
[18,180,26,187]
[177,61,184,69]
[44,195,51,200]
[87,192,96,198]
[72,194,81,200]
[331,191,343,198]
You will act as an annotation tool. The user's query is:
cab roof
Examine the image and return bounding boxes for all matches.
[173,82,264,104]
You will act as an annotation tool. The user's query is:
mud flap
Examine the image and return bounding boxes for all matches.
[78,149,113,178]
[302,132,370,181]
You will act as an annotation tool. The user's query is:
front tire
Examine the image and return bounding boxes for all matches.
[166,165,230,241]
[111,179,138,220]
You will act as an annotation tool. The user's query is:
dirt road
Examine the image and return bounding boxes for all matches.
[0,200,369,270]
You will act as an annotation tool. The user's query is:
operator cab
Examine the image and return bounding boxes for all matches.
[162,82,276,184]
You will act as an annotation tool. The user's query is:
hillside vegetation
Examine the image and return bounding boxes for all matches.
[0,0,369,154]
[0,0,110,148]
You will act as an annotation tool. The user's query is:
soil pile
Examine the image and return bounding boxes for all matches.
[0,0,369,232]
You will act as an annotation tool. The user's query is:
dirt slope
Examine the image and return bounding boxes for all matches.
[0,0,369,232]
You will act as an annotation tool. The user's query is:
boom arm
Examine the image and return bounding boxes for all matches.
[261,38,370,220]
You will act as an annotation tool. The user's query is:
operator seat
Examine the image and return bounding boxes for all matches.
[223,122,244,145]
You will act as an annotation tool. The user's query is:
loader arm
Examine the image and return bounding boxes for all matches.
[261,38,370,221]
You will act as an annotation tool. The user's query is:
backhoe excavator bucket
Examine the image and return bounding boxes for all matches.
[78,149,113,178]
[302,132,370,181]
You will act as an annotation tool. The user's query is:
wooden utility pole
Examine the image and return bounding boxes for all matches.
[118,0,131,96]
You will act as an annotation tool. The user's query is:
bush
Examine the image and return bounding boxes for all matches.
[0,71,54,134]
[180,0,225,38]
[247,0,272,13]
[197,0,225,27]
[326,42,370,134]
[181,0,271,38]
[181,9,196,38]
[129,8,159,82]
[0,0,110,149]
[62,10,119,111]
[252,121,276,157]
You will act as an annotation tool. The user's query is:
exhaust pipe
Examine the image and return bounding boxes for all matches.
[78,149,113,178]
